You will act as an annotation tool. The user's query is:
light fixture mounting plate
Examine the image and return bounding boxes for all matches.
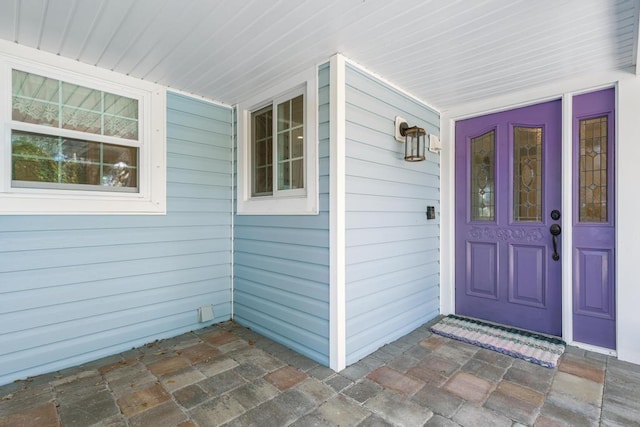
[394,116,407,142]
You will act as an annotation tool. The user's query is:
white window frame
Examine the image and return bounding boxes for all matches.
[237,66,318,215]
[0,40,166,215]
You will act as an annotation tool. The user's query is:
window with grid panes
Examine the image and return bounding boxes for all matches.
[251,94,304,196]
[0,41,166,215]
[11,69,140,192]
[236,67,318,215]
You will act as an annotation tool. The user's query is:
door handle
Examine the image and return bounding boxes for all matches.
[550,224,561,261]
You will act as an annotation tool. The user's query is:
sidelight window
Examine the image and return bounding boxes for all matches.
[579,116,608,222]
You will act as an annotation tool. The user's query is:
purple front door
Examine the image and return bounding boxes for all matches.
[455,100,562,336]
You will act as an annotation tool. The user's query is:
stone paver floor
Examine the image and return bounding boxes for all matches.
[1,317,640,426]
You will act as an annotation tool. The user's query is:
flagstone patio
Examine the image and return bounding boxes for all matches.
[1,317,639,426]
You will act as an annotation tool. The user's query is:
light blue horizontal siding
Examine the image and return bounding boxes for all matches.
[0,212,230,231]
[0,92,233,385]
[344,64,440,364]
[233,64,331,365]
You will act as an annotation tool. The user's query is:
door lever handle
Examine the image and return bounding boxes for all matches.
[552,235,560,261]
[550,224,561,261]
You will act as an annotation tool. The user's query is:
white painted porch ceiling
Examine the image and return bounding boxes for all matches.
[0,0,637,111]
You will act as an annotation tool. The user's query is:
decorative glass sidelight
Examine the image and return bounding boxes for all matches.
[579,116,608,222]
[513,126,543,222]
[470,130,495,221]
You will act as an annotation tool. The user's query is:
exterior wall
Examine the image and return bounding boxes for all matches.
[0,92,233,385]
[344,64,440,364]
[233,64,331,365]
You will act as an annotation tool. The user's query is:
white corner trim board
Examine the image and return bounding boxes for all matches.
[329,53,346,371]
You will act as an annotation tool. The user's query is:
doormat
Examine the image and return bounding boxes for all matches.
[430,315,565,368]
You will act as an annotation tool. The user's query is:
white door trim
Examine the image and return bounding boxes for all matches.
[560,94,574,345]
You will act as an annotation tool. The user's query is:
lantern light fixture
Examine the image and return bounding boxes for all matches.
[395,116,426,162]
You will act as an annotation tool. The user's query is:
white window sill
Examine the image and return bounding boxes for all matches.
[0,191,166,215]
[236,193,319,216]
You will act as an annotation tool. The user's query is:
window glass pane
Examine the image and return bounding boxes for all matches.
[277,99,290,132]
[61,81,102,134]
[513,126,543,222]
[102,144,138,188]
[12,70,60,127]
[256,137,266,167]
[276,95,304,191]
[12,70,139,140]
[254,168,265,194]
[252,106,273,195]
[292,127,303,158]
[279,160,290,189]
[11,130,138,190]
[470,130,495,221]
[291,95,303,127]
[265,165,272,192]
[579,116,608,222]
[278,132,290,161]
[291,159,304,189]
[12,132,59,183]
[104,93,138,139]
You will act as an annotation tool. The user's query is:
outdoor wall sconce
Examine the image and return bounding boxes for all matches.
[396,116,435,161]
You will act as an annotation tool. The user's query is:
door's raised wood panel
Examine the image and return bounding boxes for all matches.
[575,248,614,320]
[509,244,546,308]
[467,241,499,300]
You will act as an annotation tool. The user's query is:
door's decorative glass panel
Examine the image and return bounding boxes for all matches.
[470,130,495,221]
[513,126,543,222]
[12,70,139,140]
[251,106,273,196]
[579,116,608,222]
[11,130,138,190]
[277,95,304,190]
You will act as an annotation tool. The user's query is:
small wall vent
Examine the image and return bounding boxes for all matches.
[197,305,214,323]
